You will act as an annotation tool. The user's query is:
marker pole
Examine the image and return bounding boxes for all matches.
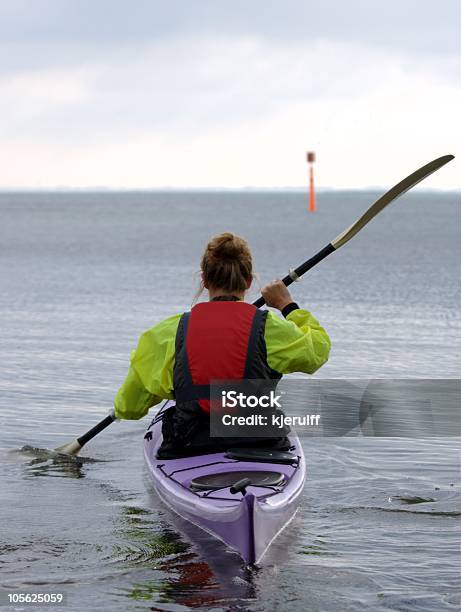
[307,151,316,212]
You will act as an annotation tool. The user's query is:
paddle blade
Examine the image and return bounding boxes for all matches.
[331,154,454,249]
[54,439,82,455]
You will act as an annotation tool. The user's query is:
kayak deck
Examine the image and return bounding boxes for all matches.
[143,403,306,564]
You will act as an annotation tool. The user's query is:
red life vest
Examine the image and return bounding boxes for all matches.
[173,301,281,413]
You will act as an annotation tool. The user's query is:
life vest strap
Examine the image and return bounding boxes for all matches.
[243,308,265,378]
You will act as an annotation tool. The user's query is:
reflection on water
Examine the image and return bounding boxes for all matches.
[113,507,190,564]
[113,505,256,610]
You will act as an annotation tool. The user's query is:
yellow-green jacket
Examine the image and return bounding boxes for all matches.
[114,307,330,419]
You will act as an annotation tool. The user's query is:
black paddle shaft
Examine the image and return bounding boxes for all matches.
[77,413,116,447]
[252,243,335,308]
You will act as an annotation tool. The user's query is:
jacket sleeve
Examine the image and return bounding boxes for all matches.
[264,308,331,375]
[114,314,180,420]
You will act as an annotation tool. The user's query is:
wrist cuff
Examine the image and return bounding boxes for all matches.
[281,302,300,318]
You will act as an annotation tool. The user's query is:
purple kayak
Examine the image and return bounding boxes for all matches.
[143,401,306,565]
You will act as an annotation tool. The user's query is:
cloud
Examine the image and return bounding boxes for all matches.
[0,66,96,132]
[1,38,395,138]
[0,1,459,188]
[1,0,460,55]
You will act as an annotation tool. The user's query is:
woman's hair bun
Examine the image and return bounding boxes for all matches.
[201,232,253,293]
[210,232,241,261]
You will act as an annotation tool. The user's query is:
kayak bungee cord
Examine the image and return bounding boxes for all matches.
[55,154,454,456]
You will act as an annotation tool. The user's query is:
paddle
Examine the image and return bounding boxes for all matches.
[56,154,454,455]
[55,411,116,455]
[253,154,454,307]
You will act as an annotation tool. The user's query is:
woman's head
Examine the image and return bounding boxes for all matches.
[201,232,253,296]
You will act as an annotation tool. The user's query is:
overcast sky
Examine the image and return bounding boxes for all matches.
[0,0,459,189]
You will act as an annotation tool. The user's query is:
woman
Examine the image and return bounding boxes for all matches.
[114,232,330,457]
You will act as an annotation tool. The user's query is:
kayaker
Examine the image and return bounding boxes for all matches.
[114,232,330,457]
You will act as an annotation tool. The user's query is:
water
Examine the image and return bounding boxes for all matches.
[1,191,460,611]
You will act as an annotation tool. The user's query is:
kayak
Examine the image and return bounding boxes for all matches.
[143,401,306,565]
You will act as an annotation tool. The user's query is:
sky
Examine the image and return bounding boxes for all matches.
[0,0,459,189]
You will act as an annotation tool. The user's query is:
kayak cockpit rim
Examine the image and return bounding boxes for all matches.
[154,459,301,502]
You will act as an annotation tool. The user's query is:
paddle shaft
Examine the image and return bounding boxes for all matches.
[253,244,334,307]
[77,413,115,448]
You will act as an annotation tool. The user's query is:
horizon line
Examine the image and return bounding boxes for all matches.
[0,186,459,194]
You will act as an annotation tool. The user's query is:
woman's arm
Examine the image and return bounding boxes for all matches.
[264,307,331,375]
[114,314,180,419]
[261,279,331,375]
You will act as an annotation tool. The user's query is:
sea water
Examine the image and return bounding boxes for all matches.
[0,191,460,611]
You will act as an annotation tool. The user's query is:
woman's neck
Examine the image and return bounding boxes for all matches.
[208,288,245,301]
